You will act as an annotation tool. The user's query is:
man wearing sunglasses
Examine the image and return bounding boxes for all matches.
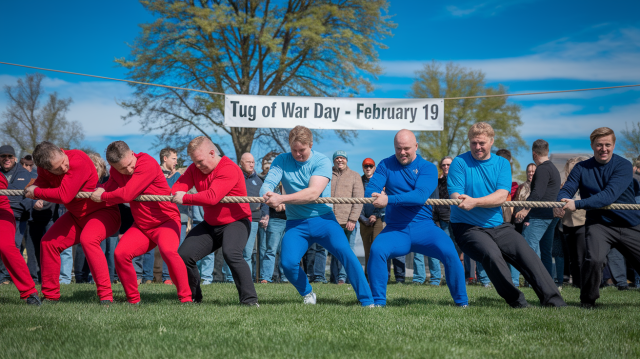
[0,145,34,286]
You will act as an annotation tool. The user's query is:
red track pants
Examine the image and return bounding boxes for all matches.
[0,210,38,300]
[115,219,192,303]
[40,206,120,301]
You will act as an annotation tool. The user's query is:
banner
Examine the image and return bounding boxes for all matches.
[224,94,443,131]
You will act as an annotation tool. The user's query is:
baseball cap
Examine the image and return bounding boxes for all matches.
[332,150,348,161]
[0,145,16,157]
[362,158,375,166]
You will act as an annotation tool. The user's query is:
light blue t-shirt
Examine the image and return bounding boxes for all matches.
[259,150,333,220]
[448,151,512,228]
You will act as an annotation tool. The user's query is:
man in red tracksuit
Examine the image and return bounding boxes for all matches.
[0,174,41,305]
[173,136,258,306]
[91,141,191,304]
[27,141,121,304]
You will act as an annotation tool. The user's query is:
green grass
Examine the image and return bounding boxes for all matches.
[1,282,639,358]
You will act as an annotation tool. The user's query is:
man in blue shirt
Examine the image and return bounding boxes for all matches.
[365,130,468,307]
[260,126,373,307]
[557,127,640,308]
[449,122,566,308]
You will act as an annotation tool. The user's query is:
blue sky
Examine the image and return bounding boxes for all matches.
[1,0,639,172]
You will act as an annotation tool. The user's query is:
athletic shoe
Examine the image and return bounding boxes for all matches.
[365,304,375,308]
[303,292,316,305]
[338,280,345,285]
[100,300,113,306]
[193,284,203,303]
[0,280,10,285]
[144,280,153,285]
[511,302,530,309]
[618,286,629,291]
[25,293,41,306]
[201,280,213,285]
[482,284,492,289]
[457,304,468,308]
[137,279,142,285]
[260,280,268,284]
[374,304,386,308]
[163,280,173,285]
[243,302,260,308]
[580,302,596,309]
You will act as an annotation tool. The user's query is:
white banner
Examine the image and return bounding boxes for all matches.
[224,95,443,131]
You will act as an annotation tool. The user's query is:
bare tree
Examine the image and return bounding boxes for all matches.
[1,73,84,154]
[619,122,640,161]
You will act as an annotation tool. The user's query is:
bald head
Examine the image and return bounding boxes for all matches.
[394,129,418,165]
[240,152,255,175]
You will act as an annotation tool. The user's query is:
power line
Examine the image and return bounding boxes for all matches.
[2,60,639,100]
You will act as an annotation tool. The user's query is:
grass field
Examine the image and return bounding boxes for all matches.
[1,282,639,358]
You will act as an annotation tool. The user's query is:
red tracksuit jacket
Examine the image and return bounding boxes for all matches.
[33,149,112,217]
[171,156,251,226]
[101,152,180,230]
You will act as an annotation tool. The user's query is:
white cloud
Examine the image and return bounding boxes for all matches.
[445,0,534,18]
[381,27,640,83]
[519,102,640,138]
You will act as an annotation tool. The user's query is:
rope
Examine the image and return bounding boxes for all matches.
[2,189,639,210]
[2,61,640,100]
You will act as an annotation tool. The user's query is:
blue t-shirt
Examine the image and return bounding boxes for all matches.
[259,150,333,220]
[364,154,437,226]
[448,151,512,228]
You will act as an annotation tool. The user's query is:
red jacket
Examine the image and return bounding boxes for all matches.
[33,149,113,217]
[172,156,251,226]
[101,152,180,230]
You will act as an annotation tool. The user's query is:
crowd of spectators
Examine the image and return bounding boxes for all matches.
[1,140,639,291]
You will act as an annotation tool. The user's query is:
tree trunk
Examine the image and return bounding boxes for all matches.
[230,127,257,162]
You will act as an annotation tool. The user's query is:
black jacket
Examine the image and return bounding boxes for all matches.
[2,164,33,221]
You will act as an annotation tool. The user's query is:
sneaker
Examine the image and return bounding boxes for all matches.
[511,302,530,309]
[243,302,260,308]
[0,280,10,285]
[201,280,213,285]
[580,302,596,309]
[137,279,142,285]
[26,293,42,306]
[618,286,629,291]
[100,300,113,306]
[260,280,268,284]
[482,284,492,289]
[374,304,386,308]
[144,280,153,285]
[338,280,345,285]
[303,292,316,305]
[193,284,203,303]
[457,304,468,308]
[163,280,174,285]
[365,304,375,308]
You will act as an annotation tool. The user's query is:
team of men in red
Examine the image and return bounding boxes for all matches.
[90,141,192,304]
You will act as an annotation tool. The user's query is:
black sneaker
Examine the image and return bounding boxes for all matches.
[580,302,596,309]
[26,293,42,306]
[510,302,530,309]
[243,302,260,308]
[618,286,629,291]
[193,284,203,303]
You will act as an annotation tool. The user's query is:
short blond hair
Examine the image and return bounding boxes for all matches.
[187,136,218,156]
[590,127,616,144]
[468,122,495,140]
[87,152,107,181]
[289,126,313,146]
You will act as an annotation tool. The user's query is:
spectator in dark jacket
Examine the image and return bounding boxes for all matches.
[0,145,33,285]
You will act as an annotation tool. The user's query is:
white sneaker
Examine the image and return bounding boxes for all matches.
[303,292,316,305]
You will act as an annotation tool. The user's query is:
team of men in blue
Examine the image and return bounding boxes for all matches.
[2,122,639,309]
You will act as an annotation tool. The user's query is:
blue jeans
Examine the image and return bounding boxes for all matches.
[368,220,468,306]
[0,221,27,282]
[100,235,119,283]
[522,218,558,278]
[163,223,187,281]
[222,221,258,282]
[387,255,406,282]
[282,213,373,306]
[259,218,287,282]
[330,223,358,283]
[59,247,73,284]
[413,254,441,285]
[133,249,155,281]
[306,243,328,283]
[465,254,491,285]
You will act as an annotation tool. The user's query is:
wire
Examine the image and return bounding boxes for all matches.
[2,60,639,100]
[0,61,225,96]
